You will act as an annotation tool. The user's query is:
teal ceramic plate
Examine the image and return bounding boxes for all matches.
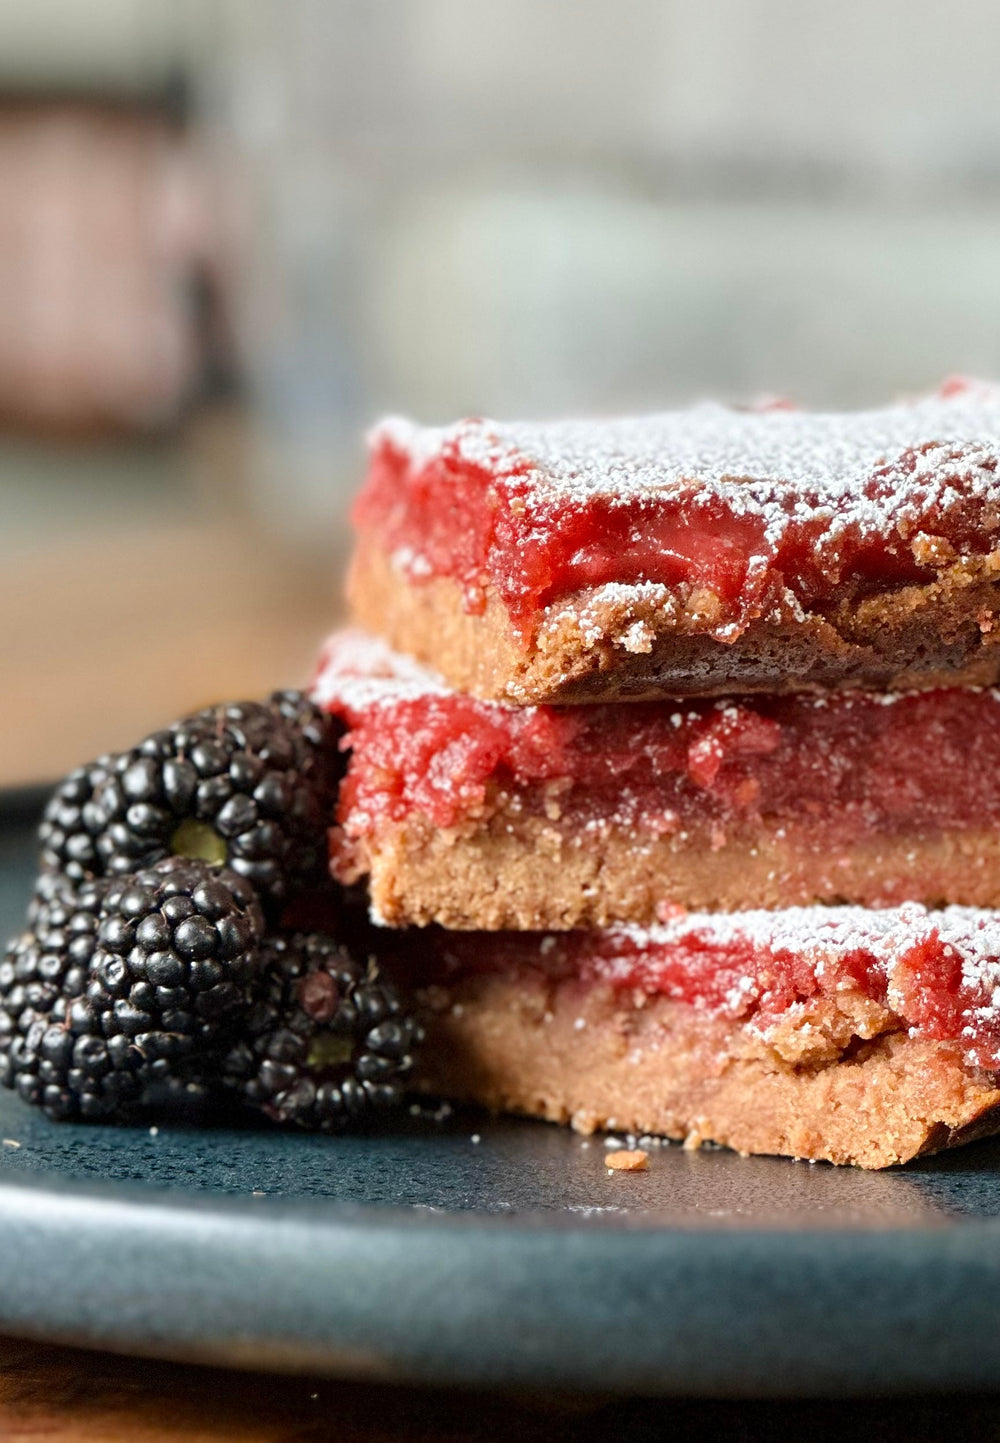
[4,789,1000,1396]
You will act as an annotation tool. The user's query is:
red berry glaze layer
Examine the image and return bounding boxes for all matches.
[313,631,1000,929]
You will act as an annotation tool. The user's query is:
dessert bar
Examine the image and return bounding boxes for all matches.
[350,382,1000,704]
[315,629,1000,929]
[389,903,1000,1168]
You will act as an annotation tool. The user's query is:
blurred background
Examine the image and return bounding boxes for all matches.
[5,0,1000,784]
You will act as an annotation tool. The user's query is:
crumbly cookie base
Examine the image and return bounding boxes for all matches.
[348,535,1000,704]
[408,968,1000,1168]
[337,810,1000,930]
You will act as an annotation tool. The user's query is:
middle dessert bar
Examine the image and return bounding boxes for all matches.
[314,629,1000,930]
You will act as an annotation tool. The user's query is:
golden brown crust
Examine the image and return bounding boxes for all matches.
[348,535,1000,705]
[334,807,1000,930]
[408,968,1000,1168]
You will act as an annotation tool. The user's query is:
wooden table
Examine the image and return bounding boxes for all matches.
[0,514,343,789]
[1,1335,999,1440]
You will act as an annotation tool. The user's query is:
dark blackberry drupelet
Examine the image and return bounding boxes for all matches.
[1,873,134,1120]
[38,691,340,915]
[24,866,89,929]
[0,858,265,1122]
[220,933,423,1131]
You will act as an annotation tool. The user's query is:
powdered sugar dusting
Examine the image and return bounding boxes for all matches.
[374,391,1000,532]
[312,629,454,717]
[606,901,1000,972]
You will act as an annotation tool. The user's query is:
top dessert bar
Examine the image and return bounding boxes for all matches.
[349,379,1000,704]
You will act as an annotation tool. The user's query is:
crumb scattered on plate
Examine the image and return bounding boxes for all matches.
[605,1148,649,1172]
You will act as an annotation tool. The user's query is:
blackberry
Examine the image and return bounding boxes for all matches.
[220,933,422,1131]
[39,690,340,915]
[92,856,265,1041]
[25,866,90,930]
[0,858,265,1122]
[1,873,128,1121]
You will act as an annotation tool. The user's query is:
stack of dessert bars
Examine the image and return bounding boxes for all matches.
[313,380,1000,1168]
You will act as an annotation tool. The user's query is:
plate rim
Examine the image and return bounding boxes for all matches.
[1,1167,1000,1395]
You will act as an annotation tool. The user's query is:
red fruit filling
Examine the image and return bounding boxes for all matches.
[424,904,1000,1069]
[314,632,1000,849]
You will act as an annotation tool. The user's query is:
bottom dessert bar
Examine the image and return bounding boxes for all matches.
[377,904,1000,1168]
